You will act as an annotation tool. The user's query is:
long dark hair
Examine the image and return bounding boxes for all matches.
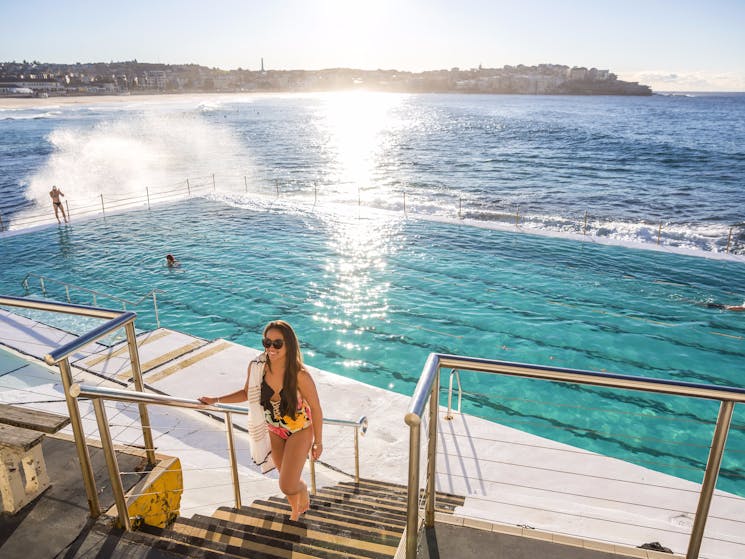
[263,320,304,419]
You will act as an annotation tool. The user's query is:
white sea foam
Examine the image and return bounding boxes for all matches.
[207,189,745,263]
[18,109,254,217]
[1,110,61,120]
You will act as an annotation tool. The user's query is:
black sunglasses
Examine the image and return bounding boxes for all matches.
[262,337,284,350]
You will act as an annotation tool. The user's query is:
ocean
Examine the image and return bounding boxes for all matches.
[1,92,745,495]
[2,91,744,252]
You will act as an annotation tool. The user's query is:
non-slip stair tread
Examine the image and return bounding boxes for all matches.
[316,486,463,514]
[264,495,408,527]
[146,520,353,559]
[337,479,467,505]
[130,525,283,559]
[132,479,466,559]
[244,501,403,541]
[189,514,395,559]
[335,481,466,506]
[213,502,402,539]
[344,477,466,499]
[311,488,436,516]
[214,505,402,544]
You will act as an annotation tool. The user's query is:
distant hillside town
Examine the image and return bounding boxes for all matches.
[0,60,652,97]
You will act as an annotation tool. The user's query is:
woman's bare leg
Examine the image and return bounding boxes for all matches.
[278,427,313,520]
[269,432,297,513]
[269,432,285,473]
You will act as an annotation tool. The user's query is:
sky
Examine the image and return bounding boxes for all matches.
[1,0,744,92]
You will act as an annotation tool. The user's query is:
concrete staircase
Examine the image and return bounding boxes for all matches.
[120,478,465,559]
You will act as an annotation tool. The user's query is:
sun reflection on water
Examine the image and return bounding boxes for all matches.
[315,91,405,197]
[312,212,404,368]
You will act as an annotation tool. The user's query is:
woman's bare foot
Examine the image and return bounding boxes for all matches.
[288,493,300,521]
[298,487,310,516]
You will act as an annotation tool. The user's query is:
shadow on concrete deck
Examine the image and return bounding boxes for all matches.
[0,436,150,559]
[418,523,661,559]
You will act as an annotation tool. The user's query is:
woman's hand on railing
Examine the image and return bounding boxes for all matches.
[198,396,218,405]
[311,441,323,461]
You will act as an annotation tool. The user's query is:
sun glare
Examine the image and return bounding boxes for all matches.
[317,91,403,193]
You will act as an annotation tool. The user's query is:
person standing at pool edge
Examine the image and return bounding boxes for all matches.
[49,185,68,223]
[199,320,322,521]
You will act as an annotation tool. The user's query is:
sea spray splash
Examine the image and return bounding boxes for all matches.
[22,110,253,211]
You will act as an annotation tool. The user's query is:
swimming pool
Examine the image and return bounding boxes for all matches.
[2,195,745,494]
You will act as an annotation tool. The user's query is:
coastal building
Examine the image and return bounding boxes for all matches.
[0,60,654,96]
[0,77,62,96]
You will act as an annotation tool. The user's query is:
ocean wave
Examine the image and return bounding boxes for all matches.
[206,190,745,260]
[1,110,62,120]
[196,102,222,112]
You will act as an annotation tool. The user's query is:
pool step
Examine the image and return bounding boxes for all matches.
[122,478,465,559]
[74,328,209,382]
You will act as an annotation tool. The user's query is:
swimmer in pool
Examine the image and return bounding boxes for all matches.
[705,301,745,312]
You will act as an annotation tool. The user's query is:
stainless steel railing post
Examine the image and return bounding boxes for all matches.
[686,400,735,559]
[309,453,317,494]
[354,426,360,483]
[425,368,439,527]
[224,411,242,509]
[404,416,421,559]
[152,291,160,328]
[124,321,156,466]
[92,398,131,531]
[59,357,100,517]
[445,368,462,419]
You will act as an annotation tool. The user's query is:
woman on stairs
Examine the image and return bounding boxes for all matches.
[199,320,323,521]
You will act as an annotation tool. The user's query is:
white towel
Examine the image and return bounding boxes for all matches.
[246,357,273,473]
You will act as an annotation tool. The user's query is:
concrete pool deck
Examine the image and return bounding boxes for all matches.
[1,306,744,558]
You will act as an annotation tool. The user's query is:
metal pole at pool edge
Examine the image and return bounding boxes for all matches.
[58,357,100,517]
[686,400,734,559]
[92,397,131,530]
[124,321,156,466]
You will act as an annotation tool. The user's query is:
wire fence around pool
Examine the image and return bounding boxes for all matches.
[1,172,743,254]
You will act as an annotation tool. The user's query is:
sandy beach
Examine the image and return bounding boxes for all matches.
[0,92,249,110]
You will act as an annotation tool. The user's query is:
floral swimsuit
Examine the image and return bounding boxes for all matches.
[260,379,312,439]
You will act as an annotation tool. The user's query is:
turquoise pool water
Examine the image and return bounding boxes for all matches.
[2,196,745,494]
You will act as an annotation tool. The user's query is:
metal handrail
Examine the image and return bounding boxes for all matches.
[70,383,368,531]
[22,273,163,328]
[444,368,462,419]
[1,178,742,255]
[404,353,745,559]
[0,295,156,518]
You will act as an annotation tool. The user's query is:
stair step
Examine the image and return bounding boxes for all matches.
[337,478,465,506]
[313,486,455,516]
[143,518,343,559]
[192,513,394,559]
[313,487,411,512]
[213,507,401,557]
[322,483,465,512]
[177,516,385,559]
[216,502,402,543]
[238,501,403,542]
[126,478,464,559]
[125,525,279,559]
[265,495,407,527]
